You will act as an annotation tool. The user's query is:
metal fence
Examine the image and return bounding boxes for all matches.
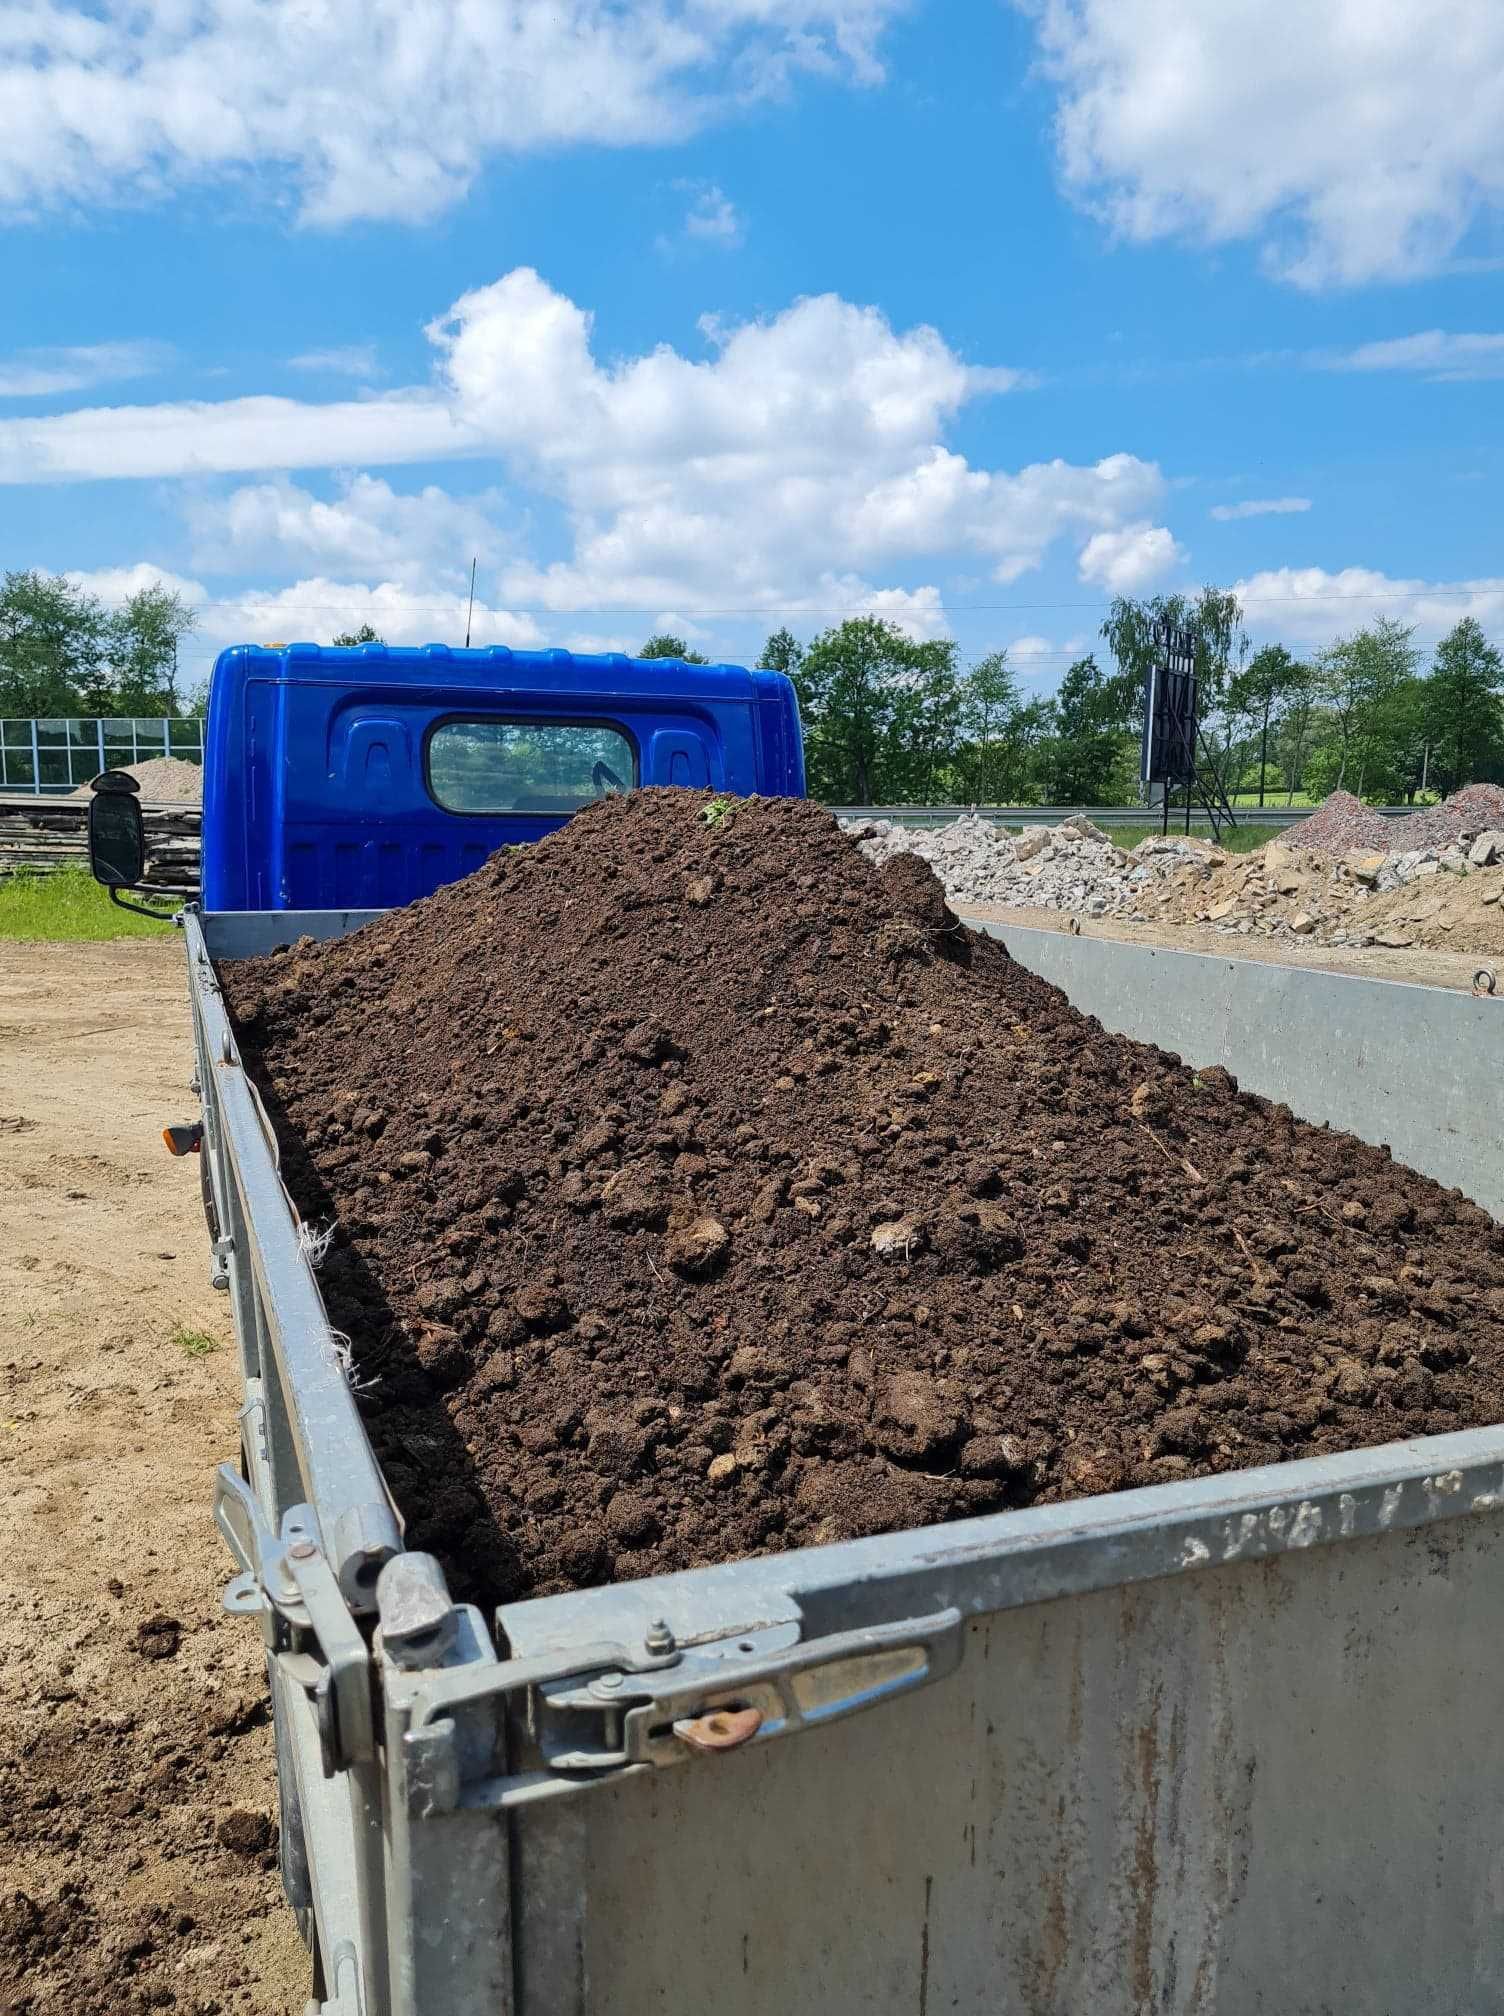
[0,716,205,795]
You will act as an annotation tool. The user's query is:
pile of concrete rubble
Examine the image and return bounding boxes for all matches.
[1148,830,1504,949]
[846,807,1504,955]
[846,813,1209,917]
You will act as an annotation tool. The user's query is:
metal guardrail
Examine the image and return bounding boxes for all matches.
[832,803,1414,831]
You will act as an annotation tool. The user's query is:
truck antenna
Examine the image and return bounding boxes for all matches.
[465,557,477,649]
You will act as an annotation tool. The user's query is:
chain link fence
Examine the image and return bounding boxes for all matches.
[0,716,205,794]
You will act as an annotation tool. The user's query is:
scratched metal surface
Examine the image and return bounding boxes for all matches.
[530,1511,1504,2015]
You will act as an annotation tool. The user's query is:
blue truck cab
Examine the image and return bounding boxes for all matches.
[196,641,804,910]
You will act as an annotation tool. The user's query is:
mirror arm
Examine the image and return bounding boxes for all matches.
[107,885,187,923]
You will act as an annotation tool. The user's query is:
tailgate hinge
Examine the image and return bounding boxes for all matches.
[214,1464,373,1777]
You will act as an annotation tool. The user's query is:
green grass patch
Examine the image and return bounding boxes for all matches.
[171,1324,220,1358]
[0,869,177,942]
[1111,822,1282,855]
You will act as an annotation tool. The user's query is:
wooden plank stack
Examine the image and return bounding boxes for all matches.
[0,795,202,890]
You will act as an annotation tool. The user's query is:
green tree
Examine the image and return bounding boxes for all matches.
[990,695,1055,803]
[756,627,804,678]
[1422,617,1504,795]
[1039,655,1135,803]
[103,583,198,712]
[1271,665,1320,804]
[1100,585,1250,792]
[332,623,383,646]
[794,617,960,803]
[638,632,709,664]
[1101,588,1245,724]
[957,651,1018,802]
[0,570,106,715]
[1311,619,1422,799]
[1227,643,1306,807]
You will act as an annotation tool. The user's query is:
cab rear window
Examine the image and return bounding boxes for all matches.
[426,719,636,815]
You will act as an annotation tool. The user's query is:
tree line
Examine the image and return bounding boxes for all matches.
[0,570,200,717]
[651,596,1504,807]
[5,567,1500,808]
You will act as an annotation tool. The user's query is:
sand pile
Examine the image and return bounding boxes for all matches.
[72,756,202,803]
[223,791,1504,1608]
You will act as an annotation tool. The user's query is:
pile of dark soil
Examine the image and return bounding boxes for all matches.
[223,791,1504,1610]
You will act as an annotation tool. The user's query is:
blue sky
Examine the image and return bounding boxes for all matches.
[2,0,1502,695]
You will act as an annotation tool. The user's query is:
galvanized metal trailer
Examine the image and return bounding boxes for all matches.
[189,904,1504,2016]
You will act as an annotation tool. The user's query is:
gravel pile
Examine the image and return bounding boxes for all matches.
[847,814,1209,918]
[1294,786,1504,857]
[72,756,203,803]
[1383,784,1504,853]
[1291,791,1392,853]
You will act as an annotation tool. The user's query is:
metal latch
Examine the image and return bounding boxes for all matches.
[214,1464,373,1776]
[403,1604,964,1811]
[540,1606,964,1772]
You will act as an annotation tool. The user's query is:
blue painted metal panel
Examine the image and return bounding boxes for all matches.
[201,642,804,911]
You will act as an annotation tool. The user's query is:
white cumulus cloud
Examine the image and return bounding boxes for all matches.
[19,269,1175,628]
[67,563,547,665]
[187,475,508,585]
[1019,0,1504,286]
[1234,566,1504,648]
[0,2,902,226]
[1076,521,1184,591]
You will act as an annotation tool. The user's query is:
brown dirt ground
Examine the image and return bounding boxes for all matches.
[0,941,305,2015]
[222,792,1504,1615]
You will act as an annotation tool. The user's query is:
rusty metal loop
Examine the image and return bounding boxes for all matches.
[1472,967,1497,998]
[672,1706,764,1754]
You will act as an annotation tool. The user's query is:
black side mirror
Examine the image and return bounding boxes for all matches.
[89,782,146,889]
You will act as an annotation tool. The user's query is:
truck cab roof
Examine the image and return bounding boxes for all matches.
[200,641,804,911]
